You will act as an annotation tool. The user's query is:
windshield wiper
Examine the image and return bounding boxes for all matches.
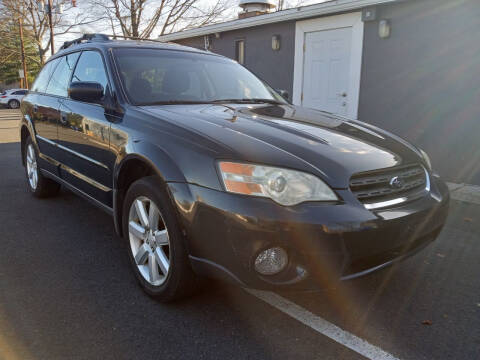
[141,100,212,105]
[139,99,284,106]
[210,98,283,105]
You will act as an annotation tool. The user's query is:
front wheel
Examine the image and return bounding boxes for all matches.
[122,176,200,302]
[24,137,60,197]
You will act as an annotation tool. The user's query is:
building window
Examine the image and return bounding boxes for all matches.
[235,39,245,64]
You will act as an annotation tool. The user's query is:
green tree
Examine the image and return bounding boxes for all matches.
[0,19,42,86]
[1,0,100,66]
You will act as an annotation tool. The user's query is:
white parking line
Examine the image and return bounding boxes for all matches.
[246,289,401,360]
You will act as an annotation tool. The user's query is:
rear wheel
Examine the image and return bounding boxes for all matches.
[24,137,60,197]
[123,176,199,302]
[8,99,20,109]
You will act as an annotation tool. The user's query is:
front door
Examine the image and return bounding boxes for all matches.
[57,50,115,207]
[302,27,352,116]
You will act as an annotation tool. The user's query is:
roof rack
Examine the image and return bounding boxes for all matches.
[60,33,110,50]
[105,34,166,43]
[60,33,169,51]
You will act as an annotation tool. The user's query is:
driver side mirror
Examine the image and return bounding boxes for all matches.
[68,81,104,103]
[276,89,289,101]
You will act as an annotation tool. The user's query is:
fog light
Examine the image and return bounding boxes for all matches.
[254,247,288,275]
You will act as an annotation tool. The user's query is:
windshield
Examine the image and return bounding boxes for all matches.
[113,48,287,106]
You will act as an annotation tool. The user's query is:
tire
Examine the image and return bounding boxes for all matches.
[24,136,61,198]
[122,176,199,302]
[8,99,20,109]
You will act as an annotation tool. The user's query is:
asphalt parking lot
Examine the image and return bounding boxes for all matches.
[0,110,479,360]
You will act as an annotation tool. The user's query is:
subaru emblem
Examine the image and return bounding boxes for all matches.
[389,176,404,189]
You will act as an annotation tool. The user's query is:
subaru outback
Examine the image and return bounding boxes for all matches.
[19,34,449,301]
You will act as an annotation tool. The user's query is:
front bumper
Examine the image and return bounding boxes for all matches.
[168,174,449,290]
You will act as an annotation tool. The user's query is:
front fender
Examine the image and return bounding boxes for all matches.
[113,140,187,187]
[112,140,187,237]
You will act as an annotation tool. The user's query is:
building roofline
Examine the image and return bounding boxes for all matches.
[158,0,400,42]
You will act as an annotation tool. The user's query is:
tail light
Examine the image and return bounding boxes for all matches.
[0,96,6,98]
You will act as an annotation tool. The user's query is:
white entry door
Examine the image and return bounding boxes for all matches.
[293,12,364,119]
[302,27,352,116]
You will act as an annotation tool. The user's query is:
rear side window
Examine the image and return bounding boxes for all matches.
[46,52,80,97]
[13,90,27,95]
[71,51,108,95]
[31,58,60,93]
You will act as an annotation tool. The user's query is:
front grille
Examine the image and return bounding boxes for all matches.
[350,164,427,208]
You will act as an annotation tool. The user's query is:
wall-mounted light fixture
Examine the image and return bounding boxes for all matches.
[272,35,281,51]
[214,32,221,39]
[379,20,391,39]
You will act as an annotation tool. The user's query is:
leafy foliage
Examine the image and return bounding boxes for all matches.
[1,0,99,65]
[0,19,41,86]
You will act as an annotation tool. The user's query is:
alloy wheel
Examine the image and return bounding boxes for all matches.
[26,144,38,190]
[9,100,19,109]
[128,196,171,286]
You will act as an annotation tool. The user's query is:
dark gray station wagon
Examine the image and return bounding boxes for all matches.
[20,34,449,301]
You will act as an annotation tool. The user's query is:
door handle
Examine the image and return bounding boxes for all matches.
[337,92,348,98]
[60,112,68,124]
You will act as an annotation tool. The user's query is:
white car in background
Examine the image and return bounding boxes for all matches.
[0,89,28,109]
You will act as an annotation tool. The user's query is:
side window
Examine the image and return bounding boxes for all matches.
[31,58,60,93]
[71,51,108,95]
[235,39,245,65]
[46,52,80,97]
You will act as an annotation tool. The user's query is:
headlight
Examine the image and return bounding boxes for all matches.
[419,149,432,170]
[218,161,338,206]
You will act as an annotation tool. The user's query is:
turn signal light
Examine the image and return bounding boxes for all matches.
[219,162,262,195]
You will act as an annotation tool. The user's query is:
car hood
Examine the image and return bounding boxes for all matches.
[140,103,423,189]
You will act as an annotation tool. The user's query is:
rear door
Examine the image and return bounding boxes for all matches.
[57,50,115,207]
[25,58,61,173]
